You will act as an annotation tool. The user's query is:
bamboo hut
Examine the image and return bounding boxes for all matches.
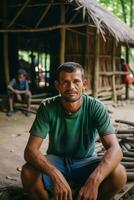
[0,0,134,101]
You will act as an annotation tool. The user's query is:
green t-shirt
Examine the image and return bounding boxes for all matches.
[30,95,115,158]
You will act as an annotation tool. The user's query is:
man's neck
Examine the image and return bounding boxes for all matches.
[61,96,83,113]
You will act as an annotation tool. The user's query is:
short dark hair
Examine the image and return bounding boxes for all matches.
[17,69,27,77]
[55,62,84,80]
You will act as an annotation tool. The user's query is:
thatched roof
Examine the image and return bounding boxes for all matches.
[70,0,134,44]
[1,0,134,45]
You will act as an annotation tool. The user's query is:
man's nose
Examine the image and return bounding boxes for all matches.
[68,82,75,89]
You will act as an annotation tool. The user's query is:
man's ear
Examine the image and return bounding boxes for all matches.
[54,80,60,91]
[83,79,88,90]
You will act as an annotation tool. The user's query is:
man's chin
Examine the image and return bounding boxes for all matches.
[62,95,81,102]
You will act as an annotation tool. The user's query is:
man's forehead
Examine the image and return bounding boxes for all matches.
[59,69,82,76]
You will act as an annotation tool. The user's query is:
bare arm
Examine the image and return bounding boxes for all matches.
[78,134,123,200]
[7,84,18,94]
[88,134,122,184]
[7,84,28,94]
[128,66,134,76]
[24,134,72,200]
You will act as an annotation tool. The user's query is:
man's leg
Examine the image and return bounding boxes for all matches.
[27,91,31,111]
[8,96,14,111]
[23,91,31,116]
[21,163,49,200]
[71,157,127,200]
[7,92,15,116]
[21,155,67,200]
[98,164,127,200]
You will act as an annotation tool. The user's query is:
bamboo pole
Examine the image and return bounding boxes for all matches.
[125,45,129,99]
[35,0,54,28]
[111,39,117,102]
[99,71,129,76]
[0,23,89,33]
[2,0,10,86]
[3,33,10,86]
[93,32,100,98]
[69,10,80,24]
[60,4,66,65]
[7,0,31,28]
[83,26,89,85]
[8,2,70,8]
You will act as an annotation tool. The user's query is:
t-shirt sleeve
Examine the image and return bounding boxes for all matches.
[29,102,50,138]
[8,79,16,87]
[93,101,115,136]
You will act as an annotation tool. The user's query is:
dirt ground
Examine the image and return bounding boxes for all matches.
[0,99,134,197]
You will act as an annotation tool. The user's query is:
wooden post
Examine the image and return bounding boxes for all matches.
[93,33,100,98]
[3,33,10,85]
[60,4,66,65]
[3,0,10,86]
[126,45,129,64]
[83,26,89,72]
[112,40,117,102]
[125,46,129,99]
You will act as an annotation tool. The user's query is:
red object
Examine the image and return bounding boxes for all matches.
[122,64,134,84]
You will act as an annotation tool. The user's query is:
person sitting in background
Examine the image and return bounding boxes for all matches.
[7,69,31,117]
[121,58,134,84]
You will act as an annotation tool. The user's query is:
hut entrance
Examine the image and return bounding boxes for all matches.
[18,50,51,89]
[16,33,55,94]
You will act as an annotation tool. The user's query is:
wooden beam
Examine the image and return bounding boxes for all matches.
[0,18,30,28]
[67,27,87,37]
[0,23,89,33]
[112,39,117,102]
[7,0,31,28]
[35,0,54,28]
[60,4,66,65]
[99,71,129,76]
[8,2,70,8]
[93,33,100,98]
[69,10,80,23]
[115,120,134,127]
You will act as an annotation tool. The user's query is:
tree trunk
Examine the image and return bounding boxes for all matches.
[120,0,127,23]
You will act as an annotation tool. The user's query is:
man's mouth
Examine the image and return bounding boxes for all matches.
[65,91,77,95]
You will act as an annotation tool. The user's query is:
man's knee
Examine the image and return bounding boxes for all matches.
[25,91,32,98]
[21,163,40,191]
[110,164,127,190]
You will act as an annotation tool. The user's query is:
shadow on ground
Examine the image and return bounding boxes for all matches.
[0,186,28,200]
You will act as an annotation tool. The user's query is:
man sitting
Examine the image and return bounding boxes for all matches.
[21,62,127,200]
[7,69,31,116]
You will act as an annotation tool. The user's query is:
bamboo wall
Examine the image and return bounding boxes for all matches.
[65,26,123,100]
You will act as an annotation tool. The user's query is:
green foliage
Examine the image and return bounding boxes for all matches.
[97,0,134,28]
[97,0,134,65]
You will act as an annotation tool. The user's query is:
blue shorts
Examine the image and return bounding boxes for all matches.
[42,155,101,191]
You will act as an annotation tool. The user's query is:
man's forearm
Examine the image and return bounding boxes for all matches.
[18,89,28,94]
[87,145,123,186]
[24,147,56,176]
[8,85,16,94]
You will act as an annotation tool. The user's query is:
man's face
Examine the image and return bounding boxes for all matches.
[18,74,25,82]
[55,70,87,102]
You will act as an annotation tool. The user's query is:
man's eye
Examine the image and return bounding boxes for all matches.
[74,80,81,83]
[63,81,68,84]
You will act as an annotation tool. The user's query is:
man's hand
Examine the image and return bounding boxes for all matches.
[78,179,99,200]
[15,89,20,94]
[16,94,22,101]
[50,168,72,200]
